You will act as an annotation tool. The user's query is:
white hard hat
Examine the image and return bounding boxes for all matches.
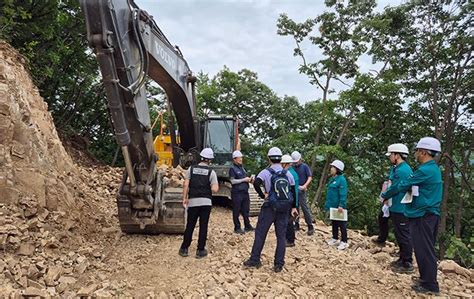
[281,154,294,164]
[291,151,302,162]
[232,150,243,159]
[267,147,282,157]
[416,137,441,152]
[200,148,214,159]
[385,143,409,156]
[330,160,345,171]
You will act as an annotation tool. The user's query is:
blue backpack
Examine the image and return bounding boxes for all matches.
[267,168,293,212]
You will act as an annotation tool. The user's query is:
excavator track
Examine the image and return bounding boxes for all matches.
[117,171,186,234]
[248,185,264,216]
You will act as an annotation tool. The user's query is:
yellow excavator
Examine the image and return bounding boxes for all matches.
[152,111,174,167]
[80,0,261,234]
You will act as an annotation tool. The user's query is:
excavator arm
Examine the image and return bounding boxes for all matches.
[80,0,199,233]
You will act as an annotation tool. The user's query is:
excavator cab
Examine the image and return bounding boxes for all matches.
[201,115,238,199]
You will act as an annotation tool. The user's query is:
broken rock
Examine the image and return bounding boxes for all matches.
[44,265,63,286]
[17,242,35,256]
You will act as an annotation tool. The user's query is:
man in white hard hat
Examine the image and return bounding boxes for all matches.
[230,150,254,234]
[374,143,414,273]
[243,147,298,273]
[290,151,314,235]
[381,137,442,295]
[324,160,349,250]
[179,148,219,259]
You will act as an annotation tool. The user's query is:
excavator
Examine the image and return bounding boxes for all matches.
[80,0,261,234]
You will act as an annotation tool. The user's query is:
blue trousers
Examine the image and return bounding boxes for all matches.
[410,214,439,292]
[295,191,313,229]
[231,192,251,230]
[249,205,289,266]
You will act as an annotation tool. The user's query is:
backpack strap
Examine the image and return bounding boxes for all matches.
[266,167,276,175]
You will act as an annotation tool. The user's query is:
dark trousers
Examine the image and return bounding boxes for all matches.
[410,214,440,292]
[181,205,212,251]
[391,212,413,264]
[249,205,289,267]
[377,210,389,242]
[286,213,296,243]
[232,192,251,230]
[295,191,314,230]
[332,220,347,242]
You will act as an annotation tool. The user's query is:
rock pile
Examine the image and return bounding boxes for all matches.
[0,40,472,297]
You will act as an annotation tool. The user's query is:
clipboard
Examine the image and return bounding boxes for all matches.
[330,208,348,221]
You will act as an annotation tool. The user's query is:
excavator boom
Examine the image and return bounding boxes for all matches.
[80,0,199,233]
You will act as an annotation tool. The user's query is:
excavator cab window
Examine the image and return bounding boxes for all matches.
[204,118,235,166]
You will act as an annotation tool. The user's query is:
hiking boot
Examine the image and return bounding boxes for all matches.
[243,259,262,269]
[411,277,423,286]
[273,265,283,273]
[234,228,245,235]
[411,284,439,295]
[390,259,403,268]
[196,249,208,259]
[393,262,414,273]
[326,238,339,246]
[286,241,295,247]
[244,226,255,232]
[337,241,349,250]
[371,238,386,246]
[178,247,188,257]
[307,228,314,236]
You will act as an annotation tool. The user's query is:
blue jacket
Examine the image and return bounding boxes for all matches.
[382,160,442,218]
[387,162,413,214]
[324,174,348,211]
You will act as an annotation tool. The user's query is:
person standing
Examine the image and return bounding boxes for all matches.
[291,151,314,235]
[282,154,299,247]
[381,137,443,295]
[325,160,349,250]
[243,147,298,272]
[374,143,414,273]
[229,150,254,234]
[179,148,219,259]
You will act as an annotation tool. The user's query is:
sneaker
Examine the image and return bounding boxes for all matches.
[411,284,439,295]
[393,262,414,273]
[243,259,262,269]
[337,241,349,250]
[307,228,314,236]
[234,228,245,235]
[286,241,295,247]
[178,247,188,257]
[326,238,339,246]
[196,249,208,259]
[273,265,283,273]
[244,226,255,232]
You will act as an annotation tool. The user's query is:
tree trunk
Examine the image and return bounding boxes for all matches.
[438,138,454,259]
[312,109,355,206]
[454,147,471,238]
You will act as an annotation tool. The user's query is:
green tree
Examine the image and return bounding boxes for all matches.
[277,0,377,205]
[365,0,473,258]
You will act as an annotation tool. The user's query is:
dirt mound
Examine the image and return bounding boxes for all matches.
[0,41,120,295]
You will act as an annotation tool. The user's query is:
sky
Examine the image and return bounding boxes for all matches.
[136,0,403,104]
